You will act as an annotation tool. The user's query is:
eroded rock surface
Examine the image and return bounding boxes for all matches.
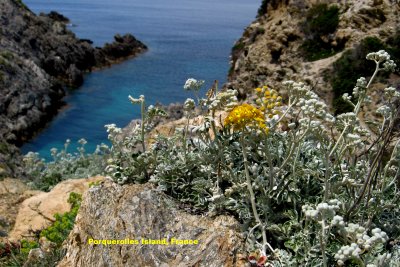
[59,181,246,267]
[0,178,41,239]
[7,176,104,242]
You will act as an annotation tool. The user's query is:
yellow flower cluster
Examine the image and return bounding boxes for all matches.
[224,103,268,132]
[255,86,282,118]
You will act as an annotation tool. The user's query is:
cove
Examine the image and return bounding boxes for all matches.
[21,0,260,160]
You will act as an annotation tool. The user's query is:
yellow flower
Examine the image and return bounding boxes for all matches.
[224,104,268,131]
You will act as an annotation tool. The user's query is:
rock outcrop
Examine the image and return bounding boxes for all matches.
[226,0,400,103]
[7,176,104,242]
[0,178,41,239]
[59,181,246,267]
[0,0,147,177]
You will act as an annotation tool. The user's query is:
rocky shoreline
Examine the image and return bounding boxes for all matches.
[0,0,147,177]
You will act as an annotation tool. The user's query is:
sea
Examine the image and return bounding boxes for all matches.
[21,0,260,160]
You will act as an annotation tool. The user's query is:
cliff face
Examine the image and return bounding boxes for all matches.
[226,0,400,106]
[0,0,147,177]
[0,0,147,146]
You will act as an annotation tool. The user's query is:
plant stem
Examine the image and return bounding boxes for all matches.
[319,219,328,267]
[141,99,146,153]
[240,135,272,255]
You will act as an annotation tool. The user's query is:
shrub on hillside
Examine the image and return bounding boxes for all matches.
[23,139,109,191]
[300,3,342,61]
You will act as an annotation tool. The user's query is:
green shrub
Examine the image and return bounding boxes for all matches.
[257,0,269,17]
[300,39,337,61]
[303,4,340,37]
[257,0,286,17]
[301,4,342,61]
[40,192,82,244]
[23,139,110,191]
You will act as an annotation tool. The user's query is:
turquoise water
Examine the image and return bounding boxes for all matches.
[21,0,260,159]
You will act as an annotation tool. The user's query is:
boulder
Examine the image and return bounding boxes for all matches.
[0,178,41,240]
[58,181,247,267]
[7,176,104,242]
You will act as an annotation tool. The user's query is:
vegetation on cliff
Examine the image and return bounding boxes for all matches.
[300,3,342,61]
[20,49,400,266]
[102,52,400,266]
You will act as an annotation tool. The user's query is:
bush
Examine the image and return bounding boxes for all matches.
[108,51,399,266]
[23,139,110,191]
[40,192,82,244]
[257,0,269,17]
[257,0,287,17]
[300,4,342,61]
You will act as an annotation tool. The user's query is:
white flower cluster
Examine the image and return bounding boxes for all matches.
[377,87,400,120]
[183,78,204,91]
[340,163,359,186]
[50,147,58,157]
[23,151,42,164]
[331,215,345,227]
[335,243,362,265]
[336,112,371,142]
[184,98,195,113]
[336,112,357,127]
[299,99,327,118]
[78,138,87,145]
[94,143,110,154]
[298,118,321,131]
[283,81,334,125]
[205,89,238,111]
[352,77,367,97]
[128,94,144,104]
[384,86,400,100]
[284,81,317,102]
[345,133,363,147]
[105,123,122,141]
[342,93,352,102]
[376,105,392,119]
[302,199,342,221]
[335,223,390,266]
[281,81,334,132]
[366,50,397,71]
[146,105,167,123]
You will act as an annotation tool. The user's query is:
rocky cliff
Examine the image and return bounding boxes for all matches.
[0,0,147,177]
[226,0,400,109]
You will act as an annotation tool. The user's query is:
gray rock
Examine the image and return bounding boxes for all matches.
[59,181,247,267]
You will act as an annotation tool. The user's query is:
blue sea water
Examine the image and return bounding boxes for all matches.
[21,0,260,160]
